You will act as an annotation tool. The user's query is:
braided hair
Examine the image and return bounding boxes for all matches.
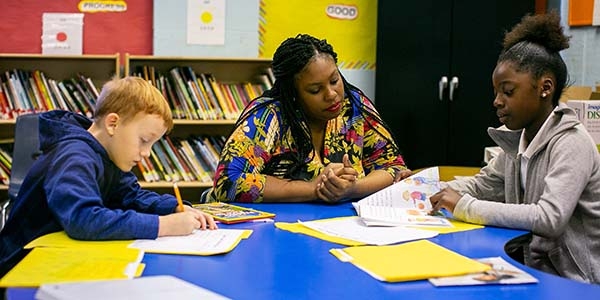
[237,33,400,179]
[498,11,570,106]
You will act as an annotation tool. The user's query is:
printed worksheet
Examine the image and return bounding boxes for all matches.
[129,229,251,255]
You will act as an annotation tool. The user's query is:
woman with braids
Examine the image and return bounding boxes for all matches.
[205,33,411,204]
[430,12,600,283]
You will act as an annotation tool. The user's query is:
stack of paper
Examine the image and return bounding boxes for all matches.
[0,229,252,287]
[330,240,491,282]
[35,275,230,300]
[0,246,144,287]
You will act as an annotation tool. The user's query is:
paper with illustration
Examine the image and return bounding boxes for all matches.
[353,167,450,227]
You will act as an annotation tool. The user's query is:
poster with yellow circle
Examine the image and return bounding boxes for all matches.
[259,0,377,70]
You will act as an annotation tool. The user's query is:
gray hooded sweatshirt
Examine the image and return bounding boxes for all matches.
[447,103,600,284]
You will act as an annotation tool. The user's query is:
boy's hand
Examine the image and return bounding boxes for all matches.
[158,207,217,237]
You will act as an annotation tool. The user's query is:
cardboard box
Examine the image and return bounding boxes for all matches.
[560,86,592,103]
[566,100,600,151]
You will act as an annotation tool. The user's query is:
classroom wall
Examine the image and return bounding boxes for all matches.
[552,0,600,87]
[0,0,153,56]
[153,0,376,99]
[0,1,596,94]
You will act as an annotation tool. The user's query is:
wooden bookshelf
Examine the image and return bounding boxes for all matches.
[125,55,273,200]
[0,54,121,202]
[124,55,272,84]
[0,54,273,202]
[0,54,120,88]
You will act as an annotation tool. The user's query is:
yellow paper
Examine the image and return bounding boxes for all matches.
[0,247,143,287]
[25,231,132,249]
[409,219,484,234]
[27,230,252,256]
[330,240,491,282]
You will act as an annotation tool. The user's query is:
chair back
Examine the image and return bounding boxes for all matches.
[1,114,41,228]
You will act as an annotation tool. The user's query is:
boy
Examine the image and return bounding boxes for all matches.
[0,76,217,278]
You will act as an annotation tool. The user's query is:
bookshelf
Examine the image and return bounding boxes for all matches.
[125,55,273,201]
[0,54,120,199]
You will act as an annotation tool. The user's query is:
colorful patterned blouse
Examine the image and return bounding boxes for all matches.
[210,90,407,203]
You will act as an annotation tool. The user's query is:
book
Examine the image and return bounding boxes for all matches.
[428,257,538,286]
[353,167,451,227]
[329,239,491,283]
[35,275,230,300]
[193,202,275,224]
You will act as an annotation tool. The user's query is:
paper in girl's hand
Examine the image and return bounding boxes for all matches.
[352,167,449,227]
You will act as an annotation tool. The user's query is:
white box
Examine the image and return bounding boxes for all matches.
[566,100,600,151]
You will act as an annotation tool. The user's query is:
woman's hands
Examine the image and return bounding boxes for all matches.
[315,154,359,203]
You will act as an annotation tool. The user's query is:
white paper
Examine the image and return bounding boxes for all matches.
[298,217,438,246]
[358,205,452,227]
[129,229,247,255]
[593,0,600,26]
[42,13,84,55]
[35,275,230,300]
[353,167,450,227]
[187,0,226,45]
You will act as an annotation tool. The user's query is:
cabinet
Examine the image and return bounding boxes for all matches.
[125,55,273,200]
[0,53,120,199]
[375,1,535,169]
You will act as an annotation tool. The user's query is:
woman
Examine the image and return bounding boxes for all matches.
[207,34,410,203]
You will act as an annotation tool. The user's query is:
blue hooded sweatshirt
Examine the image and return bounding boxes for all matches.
[0,110,178,277]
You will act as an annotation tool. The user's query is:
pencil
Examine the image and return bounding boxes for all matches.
[173,182,184,212]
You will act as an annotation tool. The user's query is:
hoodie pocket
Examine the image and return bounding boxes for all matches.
[548,244,587,282]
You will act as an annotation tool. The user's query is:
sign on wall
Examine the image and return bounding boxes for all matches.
[259,0,377,71]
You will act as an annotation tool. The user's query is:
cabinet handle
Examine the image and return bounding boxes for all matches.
[449,76,459,101]
[438,76,448,101]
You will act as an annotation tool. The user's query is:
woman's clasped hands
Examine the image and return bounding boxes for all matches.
[315,154,359,203]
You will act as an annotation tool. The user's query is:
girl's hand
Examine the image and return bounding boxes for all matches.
[429,187,462,214]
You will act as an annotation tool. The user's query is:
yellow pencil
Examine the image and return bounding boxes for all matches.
[173,182,184,212]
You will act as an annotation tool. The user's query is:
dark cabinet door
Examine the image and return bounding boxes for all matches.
[375,0,534,169]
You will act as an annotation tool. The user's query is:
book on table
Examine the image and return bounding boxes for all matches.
[428,257,538,286]
[193,202,275,224]
[353,167,451,227]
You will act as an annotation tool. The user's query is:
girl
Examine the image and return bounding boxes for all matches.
[430,12,600,284]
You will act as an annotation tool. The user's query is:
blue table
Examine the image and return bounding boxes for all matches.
[7,202,600,299]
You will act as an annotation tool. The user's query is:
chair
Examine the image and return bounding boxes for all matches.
[413,166,481,182]
[0,113,41,229]
[438,166,481,181]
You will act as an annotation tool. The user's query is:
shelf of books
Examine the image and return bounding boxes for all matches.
[125,55,274,200]
[0,53,121,196]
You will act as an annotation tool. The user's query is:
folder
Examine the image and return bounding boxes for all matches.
[330,240,491,282]
[0,247,144,287]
